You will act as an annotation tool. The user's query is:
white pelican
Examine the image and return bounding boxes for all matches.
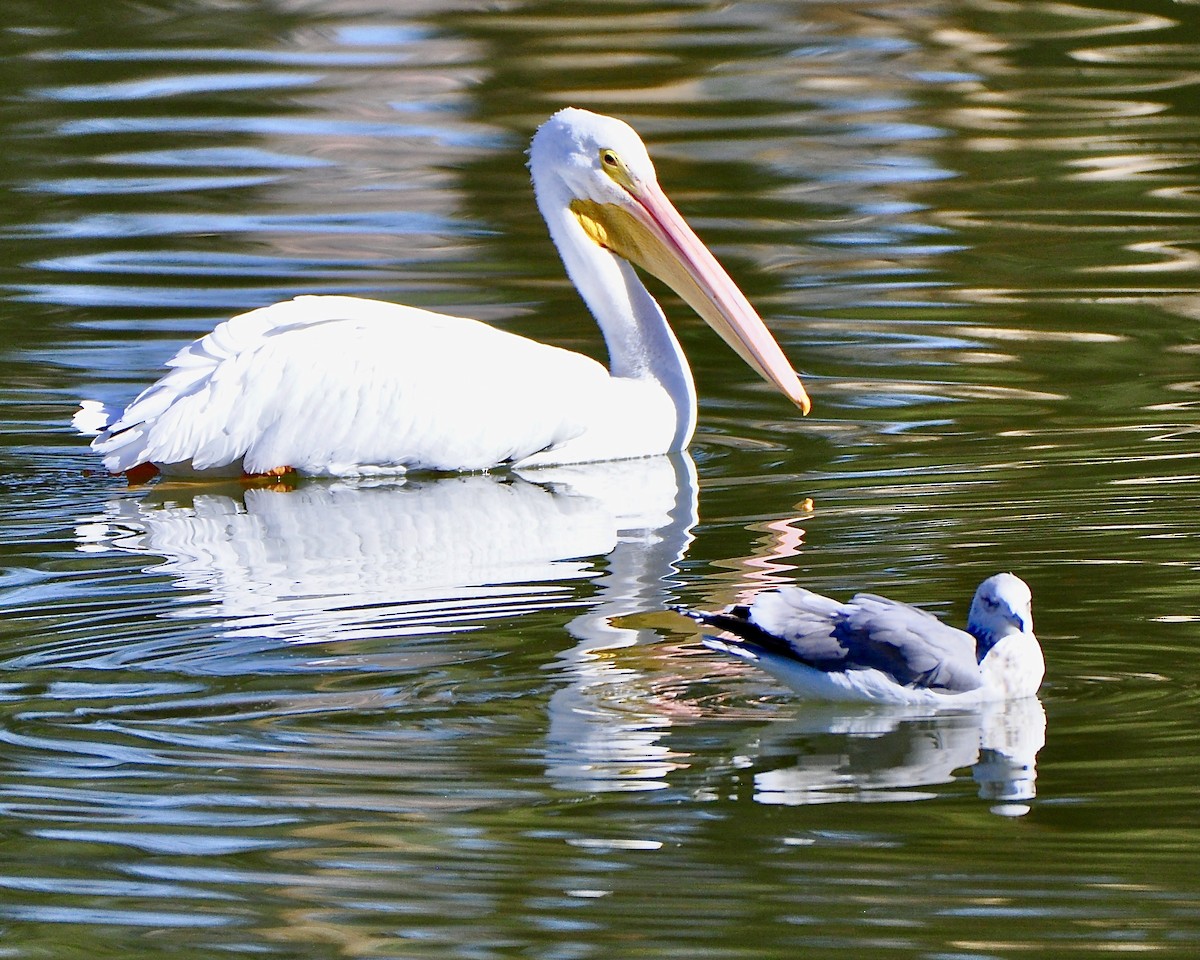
[75,108,810,482]
[677,574,1045,704]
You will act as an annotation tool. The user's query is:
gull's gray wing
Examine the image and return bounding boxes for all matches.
[686,586,983,694]
[679,586,845,663]
[835,593,982,693]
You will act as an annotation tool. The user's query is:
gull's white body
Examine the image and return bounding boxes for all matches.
[78,108,809,479]
[684,573,1044,706]
[710,638,1045,706]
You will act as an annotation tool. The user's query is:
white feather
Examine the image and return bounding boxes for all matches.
[72,400,116,437]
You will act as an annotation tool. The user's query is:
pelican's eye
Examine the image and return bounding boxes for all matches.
[597,148,638,193]
[598,148,634,190]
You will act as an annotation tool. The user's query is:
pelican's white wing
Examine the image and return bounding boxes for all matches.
[89,296,633,477]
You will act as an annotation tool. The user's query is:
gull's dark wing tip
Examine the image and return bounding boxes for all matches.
[671,603,781,651]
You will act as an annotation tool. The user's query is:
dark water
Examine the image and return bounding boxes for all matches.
[2,0,1200,956]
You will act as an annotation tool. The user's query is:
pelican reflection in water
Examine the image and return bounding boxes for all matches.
[75,457,711,790]
[75,457,698,646]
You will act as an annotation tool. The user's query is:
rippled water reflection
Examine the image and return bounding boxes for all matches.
[2,0,1200,955]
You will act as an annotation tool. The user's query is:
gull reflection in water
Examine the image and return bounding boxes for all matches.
[724,696,1046,817]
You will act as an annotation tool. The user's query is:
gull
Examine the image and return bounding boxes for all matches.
[677,573,1044,704]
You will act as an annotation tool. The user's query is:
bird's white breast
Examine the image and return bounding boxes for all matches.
[979,633,1045,701]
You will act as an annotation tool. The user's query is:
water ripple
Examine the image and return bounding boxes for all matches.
[34,72,324,102]
[12,210,476,241]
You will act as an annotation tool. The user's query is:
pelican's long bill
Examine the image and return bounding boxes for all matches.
[570,180,811,414]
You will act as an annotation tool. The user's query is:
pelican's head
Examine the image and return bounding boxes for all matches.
[530,108,811,414]
[968,573,1035,657]
[531,109,656,207]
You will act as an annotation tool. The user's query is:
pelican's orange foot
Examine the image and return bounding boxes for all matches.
[241,466,298,490]
[124,462,160,486]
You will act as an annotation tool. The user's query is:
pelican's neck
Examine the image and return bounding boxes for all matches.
[538,196,698,450]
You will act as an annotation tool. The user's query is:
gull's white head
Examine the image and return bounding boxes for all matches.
[968,573,1035,657]
[528,107,811,414]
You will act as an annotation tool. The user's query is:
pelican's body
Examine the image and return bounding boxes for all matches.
[77,108,809,479]
[78,295,681,478]
[679,574,1044,705]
